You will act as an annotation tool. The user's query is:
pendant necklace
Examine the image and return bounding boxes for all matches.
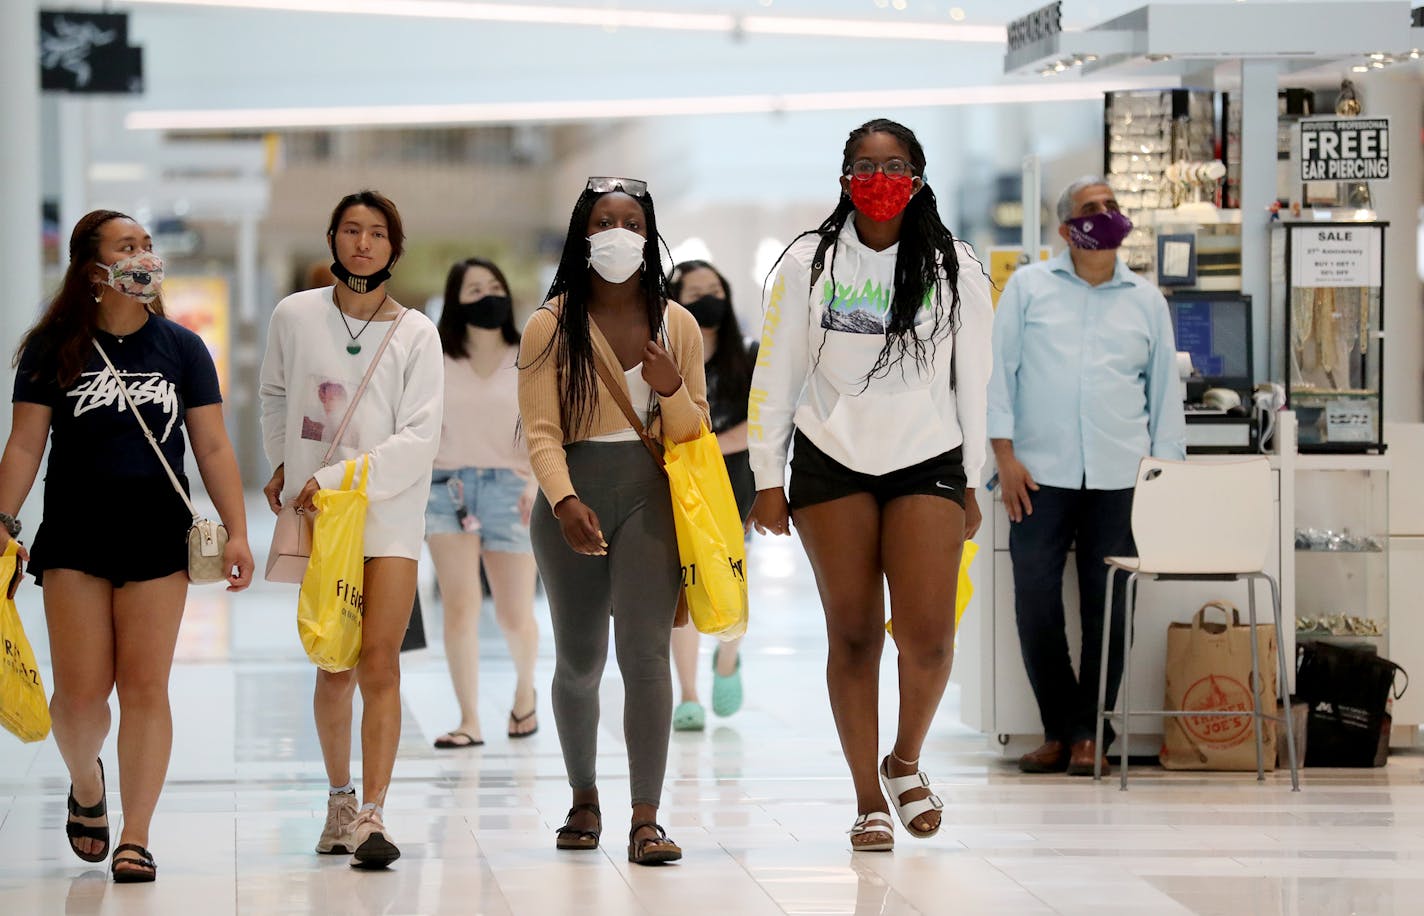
[334,286,390,355]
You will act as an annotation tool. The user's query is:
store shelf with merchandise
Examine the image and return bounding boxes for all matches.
[1291,456,1390,661]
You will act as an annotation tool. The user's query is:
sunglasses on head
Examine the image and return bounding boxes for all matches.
[585,176,648,198]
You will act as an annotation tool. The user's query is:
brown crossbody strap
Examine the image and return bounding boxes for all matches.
[591,348,665,472]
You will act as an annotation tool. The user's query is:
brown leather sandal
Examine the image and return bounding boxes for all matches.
[554,803,601,850]
[627,822,682,866]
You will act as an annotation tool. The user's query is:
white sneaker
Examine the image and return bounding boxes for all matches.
[349,808,401,869]
[316,792,358,855]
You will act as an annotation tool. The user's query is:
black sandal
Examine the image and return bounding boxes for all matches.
[554,803,601,850]
[627,821,682,866]
[66,758,109,864]
[111,843,157,883]
[433,731,484,749]
[507,702,538,739]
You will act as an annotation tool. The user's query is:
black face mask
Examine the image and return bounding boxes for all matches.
[685,294,729,329]
[329,235,393,294]
[462,294,511,330]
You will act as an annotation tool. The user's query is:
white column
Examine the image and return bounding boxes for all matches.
[1361,69,1423,424]
[0,0,42,444]
[1238,59,1280,380]
[58,96,87,243]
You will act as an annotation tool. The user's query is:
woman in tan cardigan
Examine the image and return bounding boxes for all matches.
[518,177,708,866]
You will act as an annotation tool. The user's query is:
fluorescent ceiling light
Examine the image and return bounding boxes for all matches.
[126,80,1177,132]
[125,0,1005,42]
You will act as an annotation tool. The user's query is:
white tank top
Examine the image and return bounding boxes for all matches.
[588,362,653,443]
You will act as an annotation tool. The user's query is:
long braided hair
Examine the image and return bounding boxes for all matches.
[768,118,963,385]
[527,188,670,439]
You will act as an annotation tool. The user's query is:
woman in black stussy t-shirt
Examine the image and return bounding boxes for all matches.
[0,210,253,883]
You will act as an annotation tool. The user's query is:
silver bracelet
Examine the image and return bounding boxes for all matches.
[0,512,20,538]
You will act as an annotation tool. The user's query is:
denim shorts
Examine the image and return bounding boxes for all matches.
[426,466,532,553]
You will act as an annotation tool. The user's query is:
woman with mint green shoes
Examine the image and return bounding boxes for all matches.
[667,260,755,732]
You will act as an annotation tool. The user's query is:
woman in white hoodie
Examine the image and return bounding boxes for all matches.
[747,119,993,852]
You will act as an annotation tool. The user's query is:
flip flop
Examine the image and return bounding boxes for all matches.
[508,691,538,738]
[672,701,705,732]
[711,647,743,718]
[434,731,484,749]
[66,758,109,864]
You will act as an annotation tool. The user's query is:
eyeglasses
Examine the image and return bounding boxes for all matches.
[586,176,648,197]
[845,158,915,181]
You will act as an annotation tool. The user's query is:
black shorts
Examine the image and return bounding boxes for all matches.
[787,430,968,512]
[28,475,192,588]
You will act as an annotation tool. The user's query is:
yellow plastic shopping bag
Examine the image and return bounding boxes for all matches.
[664,426,749,640]
[887,540,979,637]
[297,456,369,672]
[0,540,51,743]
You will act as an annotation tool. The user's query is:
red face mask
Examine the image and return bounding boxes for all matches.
[848,173,915,222]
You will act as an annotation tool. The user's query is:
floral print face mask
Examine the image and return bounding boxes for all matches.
[100,251,165,304]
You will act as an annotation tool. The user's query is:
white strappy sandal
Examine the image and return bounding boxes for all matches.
[879,754,944,839]
[847,812,895,852]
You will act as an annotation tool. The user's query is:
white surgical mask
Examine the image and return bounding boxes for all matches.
[587,227,645,283]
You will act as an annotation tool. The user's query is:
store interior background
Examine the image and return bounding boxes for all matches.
[2,0,1421,724]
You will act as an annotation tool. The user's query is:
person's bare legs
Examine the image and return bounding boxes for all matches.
[483,550,539,733]
[793,494,888,839]
[670,624,701,706]
[356,557,418,807]
[713,635,742,678]
[110,571,189,876]
[427,533,485,742]
[42,570,116,859]
[881,494,965,835]
[314,668,357,788]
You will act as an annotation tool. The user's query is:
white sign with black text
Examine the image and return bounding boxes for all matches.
[1290,225,1382,289]
[1299,117,1390,182]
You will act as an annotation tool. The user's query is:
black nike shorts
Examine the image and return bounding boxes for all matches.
[787,429,968,512]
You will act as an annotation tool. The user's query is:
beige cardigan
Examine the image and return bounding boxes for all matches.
[517,300,710,509]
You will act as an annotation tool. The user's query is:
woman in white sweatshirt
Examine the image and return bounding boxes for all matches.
[746,119,993,852]
[259,190,443,869]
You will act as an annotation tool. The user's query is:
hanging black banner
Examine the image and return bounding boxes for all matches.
[39,11,143,94]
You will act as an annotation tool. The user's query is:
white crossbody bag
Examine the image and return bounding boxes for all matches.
[93,340,229,585]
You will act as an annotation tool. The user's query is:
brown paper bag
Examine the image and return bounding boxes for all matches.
[1160,601,1277,771]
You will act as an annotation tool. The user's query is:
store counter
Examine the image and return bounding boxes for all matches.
[951,447,1289,758]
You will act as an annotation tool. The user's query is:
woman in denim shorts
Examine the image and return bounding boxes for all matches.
[427,258,540,748]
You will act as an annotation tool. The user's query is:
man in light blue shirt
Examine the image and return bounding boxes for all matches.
[989,176,1186,777]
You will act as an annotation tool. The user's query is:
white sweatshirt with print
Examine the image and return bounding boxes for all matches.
[259,287,444,560]
[748,220,994,491]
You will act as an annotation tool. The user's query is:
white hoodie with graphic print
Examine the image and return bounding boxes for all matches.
[747,219,994,491]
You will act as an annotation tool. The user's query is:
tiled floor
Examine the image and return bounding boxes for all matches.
[2,497,1422,914]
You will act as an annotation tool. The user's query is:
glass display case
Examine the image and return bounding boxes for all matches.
[1103,89,1217,274]
[1293,462,1389,654]
[1272,221,1386,453]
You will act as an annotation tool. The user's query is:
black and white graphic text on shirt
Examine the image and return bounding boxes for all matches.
[66,368,179,442]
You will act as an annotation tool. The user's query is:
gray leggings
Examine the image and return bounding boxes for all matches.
[531,440,680,808]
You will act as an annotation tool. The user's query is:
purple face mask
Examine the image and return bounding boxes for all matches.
[1065,210,1133,250]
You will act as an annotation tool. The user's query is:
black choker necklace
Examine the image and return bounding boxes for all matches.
[333,287,390,355]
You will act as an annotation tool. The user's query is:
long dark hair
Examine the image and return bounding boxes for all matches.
[15,209,165,389]
[437,257,520,357]
[529,187,669,439]
[670,260,753,407]
[768,118,962,385]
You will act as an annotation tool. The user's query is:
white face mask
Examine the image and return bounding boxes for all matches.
[586,227,646,283]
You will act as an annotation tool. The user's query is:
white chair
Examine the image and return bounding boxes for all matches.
[1093,457,1300,790]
